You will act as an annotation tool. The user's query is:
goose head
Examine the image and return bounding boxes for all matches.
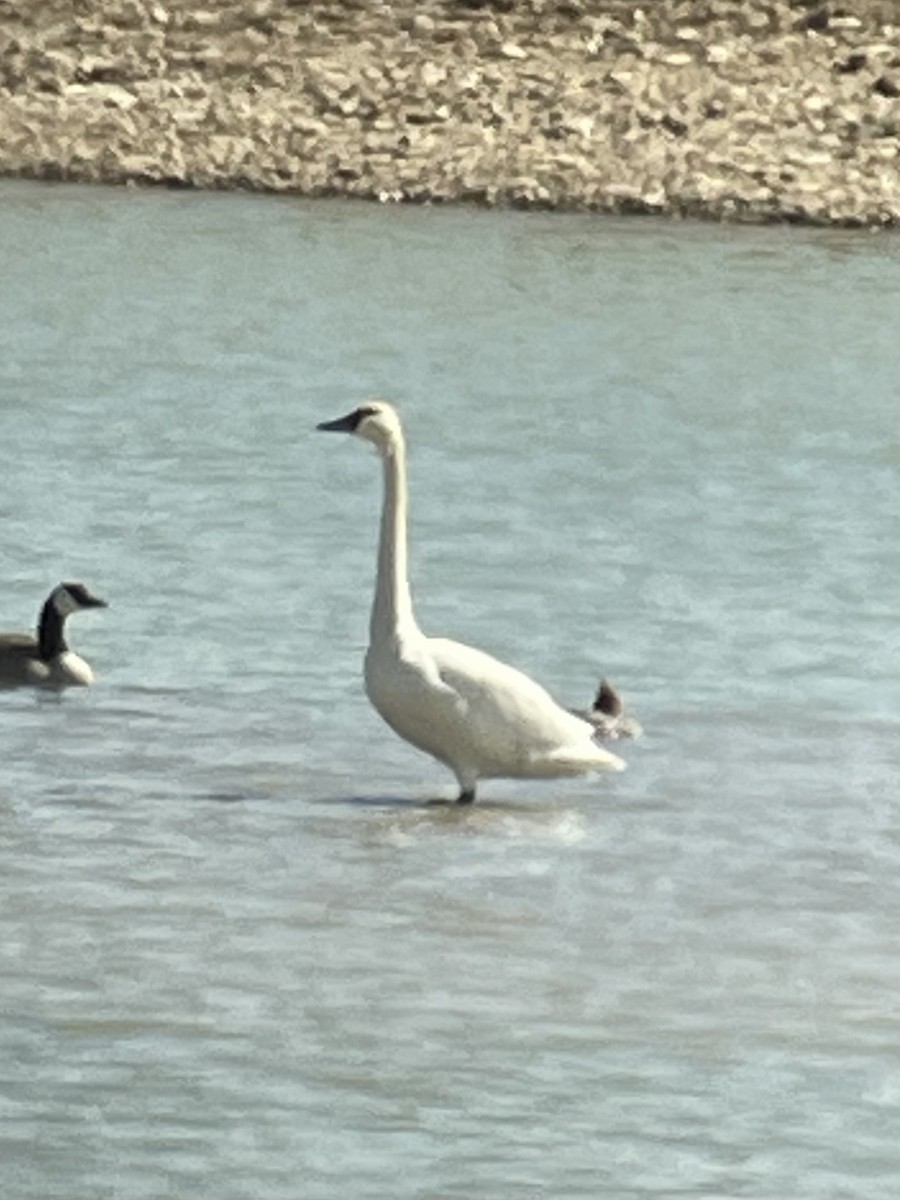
[36,582,107,666]
[317,402,403,456]
[50,581,108,618]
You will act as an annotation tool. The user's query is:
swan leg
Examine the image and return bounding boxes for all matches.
[457,787,476,805]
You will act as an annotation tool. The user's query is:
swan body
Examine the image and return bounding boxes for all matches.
[317,402,625,803]
[0,582,107,689]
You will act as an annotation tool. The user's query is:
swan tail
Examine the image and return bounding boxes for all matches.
[543,744,627,775]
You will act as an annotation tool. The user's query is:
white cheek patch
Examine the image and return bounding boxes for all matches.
[53,588,80,617]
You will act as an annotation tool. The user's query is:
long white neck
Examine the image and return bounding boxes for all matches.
[370,434,417,643]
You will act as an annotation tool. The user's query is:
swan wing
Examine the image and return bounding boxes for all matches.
[428,637,600,748]
[427,637,625,775]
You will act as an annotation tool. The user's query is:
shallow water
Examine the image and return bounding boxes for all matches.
[1,180,898,1198]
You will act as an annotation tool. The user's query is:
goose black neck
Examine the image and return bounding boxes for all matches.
[38,600,67,660]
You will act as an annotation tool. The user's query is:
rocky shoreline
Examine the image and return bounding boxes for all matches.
[1,0,899,225]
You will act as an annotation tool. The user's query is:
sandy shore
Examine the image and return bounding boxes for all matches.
[1,0,898,225]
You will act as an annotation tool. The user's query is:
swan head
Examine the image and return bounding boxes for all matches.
[50,581,108,618]
[317,402,403,455]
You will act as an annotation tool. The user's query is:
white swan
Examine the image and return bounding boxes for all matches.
[0,581,108,689]
[317,402,626,803]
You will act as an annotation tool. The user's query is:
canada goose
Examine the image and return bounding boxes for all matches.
[317,402,626,803]
[0,582,108,689]
[573,679,643,741]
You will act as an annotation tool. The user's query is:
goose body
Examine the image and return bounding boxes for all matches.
[0,582,107,689]
[318,402,626,803]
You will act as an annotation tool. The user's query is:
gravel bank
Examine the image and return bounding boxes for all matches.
[1,0,899,224]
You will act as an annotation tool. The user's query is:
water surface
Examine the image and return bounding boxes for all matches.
[1,180,898,1198]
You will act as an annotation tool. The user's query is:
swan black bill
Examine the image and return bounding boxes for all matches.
[317,410,364,433]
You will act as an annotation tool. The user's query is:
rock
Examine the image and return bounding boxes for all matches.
[410,13,435,38]
[873,75,900,98]
[835,52,867,74]
[795,7,830,34]
[0,0,897,226]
